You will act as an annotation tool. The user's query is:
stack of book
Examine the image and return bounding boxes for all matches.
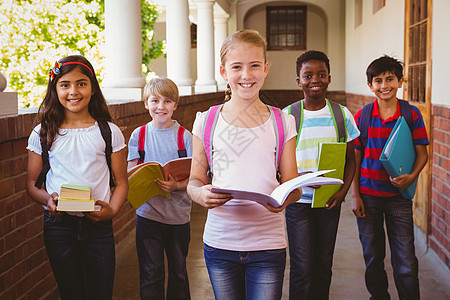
[56,184,95,212]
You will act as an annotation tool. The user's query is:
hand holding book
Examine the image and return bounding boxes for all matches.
[211,170,343,211]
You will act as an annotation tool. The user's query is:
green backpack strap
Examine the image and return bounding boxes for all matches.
[327,99,347,143]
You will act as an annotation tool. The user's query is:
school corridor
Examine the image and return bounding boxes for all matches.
[112,196,450,300]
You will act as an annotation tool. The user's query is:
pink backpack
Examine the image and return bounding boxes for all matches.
[203,104,286,176]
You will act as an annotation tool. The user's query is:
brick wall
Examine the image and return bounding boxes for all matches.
[430,104,450,269]
[0,92,223,299]
[261,89,347,108]
[347,93,450,270]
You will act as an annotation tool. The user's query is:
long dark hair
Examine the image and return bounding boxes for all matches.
[36,55,112,148]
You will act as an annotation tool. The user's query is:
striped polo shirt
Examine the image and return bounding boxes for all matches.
[354,99,429,197]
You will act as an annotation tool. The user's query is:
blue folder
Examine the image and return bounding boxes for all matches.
[379,117,417,199]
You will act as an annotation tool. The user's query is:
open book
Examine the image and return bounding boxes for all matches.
[57,184,95,212]
[211,170,343,210]
[127,157,192,209]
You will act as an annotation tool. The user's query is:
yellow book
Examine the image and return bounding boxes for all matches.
[57,184,95,212]
[127,158,192,210]
[312,142,346,208]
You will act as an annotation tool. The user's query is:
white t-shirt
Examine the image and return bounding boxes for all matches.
[27,122,126,216]
[192,108,296,251]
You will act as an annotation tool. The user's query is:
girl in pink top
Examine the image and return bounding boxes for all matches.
[187,30,301,300]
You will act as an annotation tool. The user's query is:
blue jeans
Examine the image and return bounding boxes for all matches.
[285,202,341,300]
[43,211,115,300]
[357,194,419,300]
[135,216,191,300]
[203,243,286,300]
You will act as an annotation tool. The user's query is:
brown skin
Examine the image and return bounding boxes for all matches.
[297,59,356,209]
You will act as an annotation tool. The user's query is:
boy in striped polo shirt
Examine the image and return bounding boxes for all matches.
[352,55,429,300]
[283,50,360,300]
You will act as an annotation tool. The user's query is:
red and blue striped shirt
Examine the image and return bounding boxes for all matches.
[354,99,429,197]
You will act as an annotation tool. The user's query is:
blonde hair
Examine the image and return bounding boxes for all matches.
[220,29,268,102]
[143,77,180,104]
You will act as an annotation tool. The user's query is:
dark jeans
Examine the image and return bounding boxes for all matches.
[204,244,286,300]
[285,202,341,300]
[136,216,191,300]
[357,194,420,300]
[43,211,115,300]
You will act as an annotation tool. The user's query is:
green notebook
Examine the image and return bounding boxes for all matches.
[312,142,346,208]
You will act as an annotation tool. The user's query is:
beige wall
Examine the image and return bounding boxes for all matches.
[345,0,405,97]
[243,3,328,90]
[431,0,450,106]
[237,0,346,91]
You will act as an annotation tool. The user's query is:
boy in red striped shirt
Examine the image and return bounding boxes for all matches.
[352,55,429,300]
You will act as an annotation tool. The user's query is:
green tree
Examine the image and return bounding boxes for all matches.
[0,0,164,108]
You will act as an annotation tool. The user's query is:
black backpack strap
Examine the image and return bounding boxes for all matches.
[399,99,413,132]
[328,100,347,143]
[359,102,374,153]
[35,137,50,189]
[98,121,115,188]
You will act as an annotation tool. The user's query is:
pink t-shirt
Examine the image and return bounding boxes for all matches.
[192,109,296,251]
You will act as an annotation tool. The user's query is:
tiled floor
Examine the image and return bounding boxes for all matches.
[113,198,450,299]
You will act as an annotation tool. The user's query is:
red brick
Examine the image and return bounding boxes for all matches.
[4,192,28,215]
[15,235,43,263]
[432,202,445,220]
[0,249,16,274]
[22,271,58,300]
[0,214,15,237]
[2,260,26,289]
[12,156,27,176]
[431,213,447,234]
[0,142,13,161]
[0,160,13,179]
[0,285,17,300]
[12,139,28,158]
[14,173,27,194]
[432,165,449,184]
[0,118,7,142]
[432,187,449,211]
[431,225,449,250]
[7,117,17,140]
[0,177,14,199]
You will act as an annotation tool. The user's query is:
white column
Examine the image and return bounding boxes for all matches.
[214,14,229,92]
[102,0,146,102]
[195,0,217,93]
[166,0,194,95]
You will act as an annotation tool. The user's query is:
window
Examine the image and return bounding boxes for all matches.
[190,23,197,48]
[355,0,363,27]
[405,0,429,104]
[373,0,385,14]
[266,6,306,50]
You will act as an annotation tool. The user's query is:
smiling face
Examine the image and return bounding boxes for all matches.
[220,41,269,102]
[56,67,93,116]
[145,93,177,129]
[368,71,404,103]
[297,59,331,103]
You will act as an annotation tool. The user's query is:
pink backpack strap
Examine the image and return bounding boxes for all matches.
[203,105,223,175]
[268,106,286,168]
[137,125,146,165]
